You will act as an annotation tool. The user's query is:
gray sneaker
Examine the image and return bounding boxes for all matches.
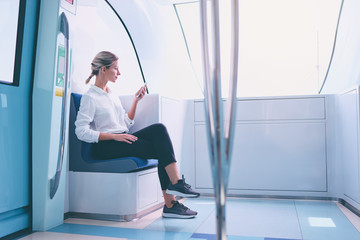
[166,175,200,198]
[162,200,198,219]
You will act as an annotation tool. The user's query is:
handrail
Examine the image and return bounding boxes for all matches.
[318,0,344,93]
[225,0,239,188]
[199,1,239,239]
[105,0,148,93]
[50,12,70,199]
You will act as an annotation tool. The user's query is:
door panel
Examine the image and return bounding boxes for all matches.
[0,0,39,237]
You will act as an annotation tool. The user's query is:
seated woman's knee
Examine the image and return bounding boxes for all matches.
[152,123,167,133]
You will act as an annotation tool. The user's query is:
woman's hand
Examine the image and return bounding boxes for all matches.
[113,133,138,144]
[128,84,147,120]
[135,85,147,101]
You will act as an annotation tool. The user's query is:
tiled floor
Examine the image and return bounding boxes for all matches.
[19,197,360,240]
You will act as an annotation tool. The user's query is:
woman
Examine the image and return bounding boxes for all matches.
[75,51,199,219]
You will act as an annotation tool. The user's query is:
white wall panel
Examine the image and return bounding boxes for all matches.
[194,96,327,193]
[337,88,360,203]
[195,122,326,191]
[195,97,325,122]
[230,122,326,191]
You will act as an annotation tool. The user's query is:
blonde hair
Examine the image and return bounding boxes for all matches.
[85,51,119,84]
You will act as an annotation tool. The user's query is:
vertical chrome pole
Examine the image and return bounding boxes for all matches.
[200,1,239,239]
[225,0,239,187]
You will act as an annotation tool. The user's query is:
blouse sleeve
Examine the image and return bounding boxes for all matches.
[116,96,134,129]
[75,95,100,143]
[124,113,135,128]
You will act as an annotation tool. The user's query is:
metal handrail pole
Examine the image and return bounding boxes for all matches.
[200,0,216,149]
[224,0,239,188]
[200,0,227,239]
[200,1,239,239]
[210,0,227,239]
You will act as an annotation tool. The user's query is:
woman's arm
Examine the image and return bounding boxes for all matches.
[127,86,146,120]
[75,95,100,143]
[99,132,138,144]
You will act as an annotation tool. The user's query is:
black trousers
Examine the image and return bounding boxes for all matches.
[93,123,176,190]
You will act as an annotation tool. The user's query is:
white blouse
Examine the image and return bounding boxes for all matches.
[75,85,134,143]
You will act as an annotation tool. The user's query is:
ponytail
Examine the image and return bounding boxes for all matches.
[85,73,95,84]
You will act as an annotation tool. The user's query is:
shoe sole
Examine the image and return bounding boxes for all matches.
[165,190,200,198]
[162,213,196,219]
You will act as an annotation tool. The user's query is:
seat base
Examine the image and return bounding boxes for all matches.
[66,201,164,222]
[68,168,164,221]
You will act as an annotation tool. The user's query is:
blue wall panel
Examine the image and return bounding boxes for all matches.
[0,0,39,237]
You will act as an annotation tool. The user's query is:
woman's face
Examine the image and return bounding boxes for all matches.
[104,60,120,83]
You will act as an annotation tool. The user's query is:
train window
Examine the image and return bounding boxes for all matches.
[0,0,22,86]
[175,0,342,97]
[71,0,144,95]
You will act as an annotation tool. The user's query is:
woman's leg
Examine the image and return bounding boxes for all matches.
[132,124,181,188]
[163,191,176,208]
[93,123,199,217]
[93,123,199,202]
[165,162,180,185]
[135,124,199,199]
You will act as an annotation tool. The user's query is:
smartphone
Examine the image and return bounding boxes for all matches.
[136,83,147,98]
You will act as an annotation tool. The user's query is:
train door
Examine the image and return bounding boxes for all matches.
[0,0,39,238]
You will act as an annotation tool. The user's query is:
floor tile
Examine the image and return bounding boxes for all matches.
[18,231,126,240]
[195,198,302,239]
[19,198,360,240]
[190,232,265,240]
[336,202,360,232]
[295,200,360,240]
[64,207,163,229]
[50,223,192,240]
